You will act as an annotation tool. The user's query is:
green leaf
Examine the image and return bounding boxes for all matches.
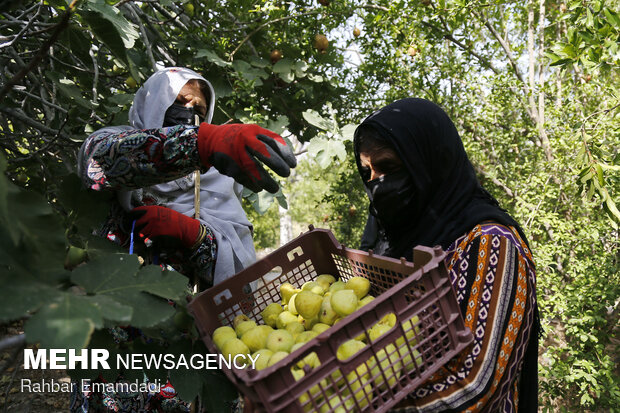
[196,49,231,67]
[595,164,604,186]
[200,370,238,411]
[232,59,267,82]
[56,79,93,109]
[0,275,59,322]
[71,254,141,293]
[252,190,277,214]
[293,61,309,77]
[272,58,293,74]
[71,255,182,327]
[308,137,347,169]
[340,124,357,141]
[83,1,138,50]
[264,115,289,135]
[302,110,335,131]
[24,293,104,349]
[139,266,189,301]
[89,295,133,323]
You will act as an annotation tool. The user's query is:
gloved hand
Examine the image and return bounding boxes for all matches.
[129,206,201,249]
[197,123,297,193]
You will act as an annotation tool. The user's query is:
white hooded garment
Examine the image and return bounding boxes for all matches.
[79,67,256,285]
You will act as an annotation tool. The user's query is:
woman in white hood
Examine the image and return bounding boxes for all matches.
[78,67,296,289]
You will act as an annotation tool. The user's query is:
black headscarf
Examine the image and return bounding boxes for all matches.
[355,98,539,412]
[354,98,528,259]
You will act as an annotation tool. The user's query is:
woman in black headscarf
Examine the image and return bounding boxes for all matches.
[354,98,539,413]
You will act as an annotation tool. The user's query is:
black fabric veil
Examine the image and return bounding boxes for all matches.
[354,98,539,413]
[354,98,528,259]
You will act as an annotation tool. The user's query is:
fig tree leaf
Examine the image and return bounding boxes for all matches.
[196,49,231,67]
[0,275,59,323]
[24,293,104,349]
[90,295,133,324]
[82,2,138,49]
[272,58,293,74]
[308,137,347,169]
[71,255,183,327]
[139,266,188,301]
[302,110,335,131]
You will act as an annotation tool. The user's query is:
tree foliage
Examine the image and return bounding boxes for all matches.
[0,0,618,410]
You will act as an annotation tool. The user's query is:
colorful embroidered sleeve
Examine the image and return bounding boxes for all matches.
[187,225,218,288]
[397,223,537,413]
[79,125,203,191]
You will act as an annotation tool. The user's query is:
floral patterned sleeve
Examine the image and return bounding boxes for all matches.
[79,125,203,191]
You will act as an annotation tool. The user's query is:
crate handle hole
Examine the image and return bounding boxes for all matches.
[287,246,304,262]
[265,266,283,282]
[214,289,232,305]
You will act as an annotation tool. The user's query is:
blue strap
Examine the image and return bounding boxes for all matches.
[129,219,136,255]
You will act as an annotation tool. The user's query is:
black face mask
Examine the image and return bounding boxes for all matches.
[367,171,417,231]
[163,103,203,127]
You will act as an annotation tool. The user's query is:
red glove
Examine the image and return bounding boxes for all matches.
[130,206,201,249]
[197,123,297,193]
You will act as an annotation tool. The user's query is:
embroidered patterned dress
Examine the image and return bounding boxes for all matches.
[71,126,245,413]
[394,222,537,412]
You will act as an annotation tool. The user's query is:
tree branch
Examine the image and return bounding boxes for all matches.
[229,11,320,60]
[420,21,500,74]
[0,0,80,101]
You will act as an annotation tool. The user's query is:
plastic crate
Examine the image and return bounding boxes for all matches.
[188,226,473,412]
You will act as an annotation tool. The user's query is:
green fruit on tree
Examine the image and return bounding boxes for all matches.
[261,303,283,328]
[313,34,329,53]
[330,290,358,318]
[266,330,295,353]
[295,291,323,319]
[183,2,195,17]
[64,246,88,269]
[276,310,299,329]
[125,76,137,89]
[345,276,370,298]
[252,349,274,370]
